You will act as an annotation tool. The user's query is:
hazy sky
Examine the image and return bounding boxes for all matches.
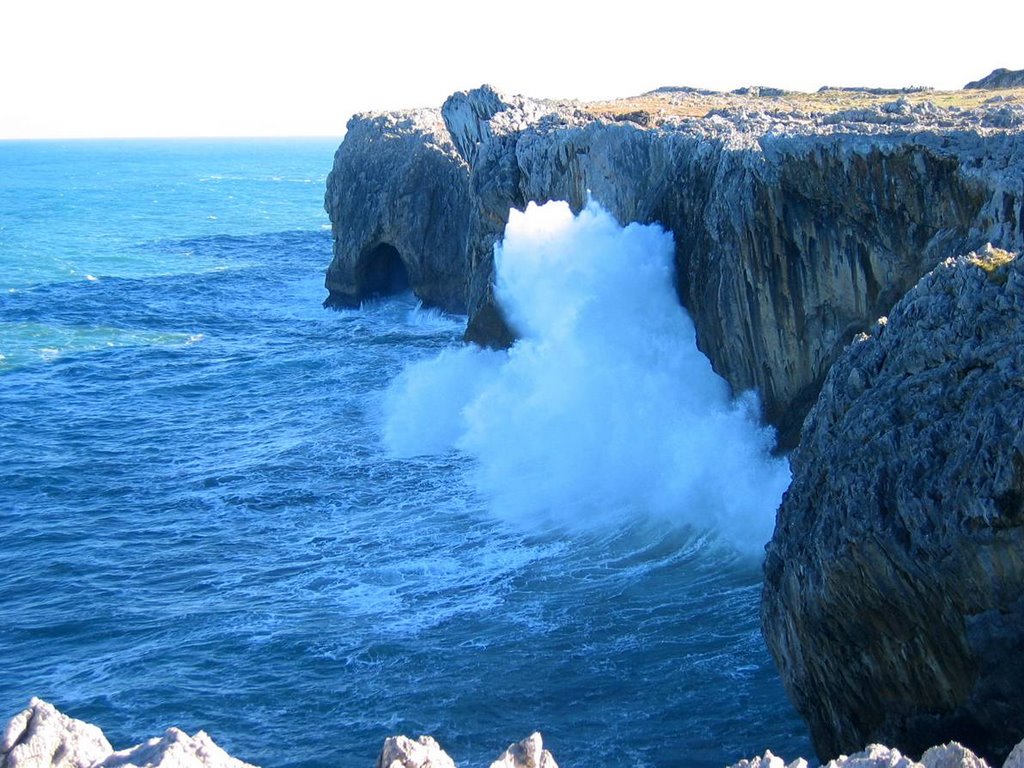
[2,0,1020,139]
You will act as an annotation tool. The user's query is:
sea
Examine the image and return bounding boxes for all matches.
[0,138,812,767]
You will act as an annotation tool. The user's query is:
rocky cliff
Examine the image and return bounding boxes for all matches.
[324,85,1024,446]
[762,247,1024,763]
[965,69,1024,90]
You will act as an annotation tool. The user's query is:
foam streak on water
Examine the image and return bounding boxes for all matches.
[0,141,810,768]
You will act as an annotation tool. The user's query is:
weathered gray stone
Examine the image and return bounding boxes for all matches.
[762,247,1024,763]
[823,744,919,768]
[1,699,111,768]
[323,109,472,313]
[920,742,989,768]
[727,749,808,768]
[487,733,557,768]
[375,735,455,768]
[0,700,254,768]
[324,86,1024,447]
[965,70,1024,90]
[99,728,256,768]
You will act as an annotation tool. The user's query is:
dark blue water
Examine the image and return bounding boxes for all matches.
[0,139,811,767]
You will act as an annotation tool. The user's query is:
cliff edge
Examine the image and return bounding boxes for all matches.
[324,84,1024,446]
[762,247,1024,763]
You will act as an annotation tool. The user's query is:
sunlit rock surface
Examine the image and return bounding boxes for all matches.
[1,699,111,768]
[730,740,1009,768]
[762,247,1024,763]
[323,109,472,313]
[487,733,558,768]
[1,700,255,768]
[324,84,1024,446]
[375,735,455,768]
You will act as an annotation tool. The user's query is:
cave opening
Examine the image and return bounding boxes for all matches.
[358,243,410,299]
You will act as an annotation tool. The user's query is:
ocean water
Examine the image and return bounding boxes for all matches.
[0,139,812,767]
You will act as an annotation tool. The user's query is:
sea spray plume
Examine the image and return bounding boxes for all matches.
[383,200,790,554]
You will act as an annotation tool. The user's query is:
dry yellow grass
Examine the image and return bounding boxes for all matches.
[579,87,1024,122]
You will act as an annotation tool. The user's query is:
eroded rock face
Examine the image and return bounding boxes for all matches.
[1,698,111,768]
[487,733,557,768]
[324,86,1024,446]
[762,247,1024,763]
[375,735,455,768]
[323,109,472,312]
[0,700,255,768]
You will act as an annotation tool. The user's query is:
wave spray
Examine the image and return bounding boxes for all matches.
[383,200,790,554]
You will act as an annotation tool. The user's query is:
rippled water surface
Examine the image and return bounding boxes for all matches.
[0,139,811,767]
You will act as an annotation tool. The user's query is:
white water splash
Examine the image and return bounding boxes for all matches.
[383,200,789,554]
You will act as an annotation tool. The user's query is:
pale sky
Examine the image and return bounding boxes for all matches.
[1,0,1020,139]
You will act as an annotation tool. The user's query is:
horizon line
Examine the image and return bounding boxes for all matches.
[0,134,343,143]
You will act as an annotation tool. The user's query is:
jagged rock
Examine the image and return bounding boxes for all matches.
[823,744,919,768]
[965,69,1024,90]
[728,741,997,768]
[488,733,557,768]
[727,749,808,768]
[0,700,254,768]
[762,247,1024,763]
[375,735,455,768]
[920,742,989,768]
[100,728,256,768]
[324,86,1024,447]
[1,698,111,768]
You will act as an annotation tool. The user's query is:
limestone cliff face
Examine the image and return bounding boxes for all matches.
[323,109,471,313]
[323,86,1024,445]
[761,247,1024,763]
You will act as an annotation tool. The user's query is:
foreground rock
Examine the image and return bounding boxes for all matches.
[375,732,556,768]
[1,699,255,768]
[762,247,1024,762]
[324,83,1024,446]
[731,740,1004,768]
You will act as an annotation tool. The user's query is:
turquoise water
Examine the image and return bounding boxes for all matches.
[0,139,811,767]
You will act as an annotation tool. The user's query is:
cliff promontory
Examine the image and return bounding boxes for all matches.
[762,247,1024,763]
[324,84,1024,445]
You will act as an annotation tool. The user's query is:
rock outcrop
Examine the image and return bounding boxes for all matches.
[323,109,472,313]
[376,735,455,768]
[1,700,255,768]
[2,699,111,768]
[373,732,557,768]
[487,733,558,768]
[761,247,1024,763]
[730,741,1001,768]
[965,69,1024,90]
[324,85,1024,446]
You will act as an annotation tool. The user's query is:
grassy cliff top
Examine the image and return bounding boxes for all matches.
[581,86,1024,122]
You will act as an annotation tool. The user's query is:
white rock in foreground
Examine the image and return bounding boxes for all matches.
[488,733,557,768]
[100,728,255,768]
[0,700,255,768]
[374,732,556,768]
[729,740,1013,768]
[728,749,807,768]
[376,735,455,768]
[1,699,111,768]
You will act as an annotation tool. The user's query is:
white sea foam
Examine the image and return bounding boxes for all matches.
[383,200,790,554]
